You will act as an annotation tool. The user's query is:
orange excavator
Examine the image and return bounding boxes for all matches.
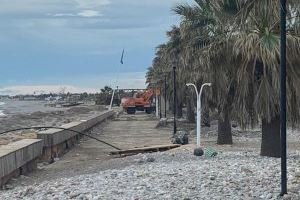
[121,89,158,114]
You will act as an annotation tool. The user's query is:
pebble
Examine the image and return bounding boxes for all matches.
[0,150,299,200]
[266,193,273,199]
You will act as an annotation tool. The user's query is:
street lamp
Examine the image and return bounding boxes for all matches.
[280,0,287,196]
[164,74,167,118]
[172,61,177,135]
[186,83,212,147]
[109,86,118,110]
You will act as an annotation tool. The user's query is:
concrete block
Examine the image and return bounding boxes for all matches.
[37,110,115,161]
[0,139,42,187]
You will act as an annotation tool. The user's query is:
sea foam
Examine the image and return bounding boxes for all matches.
[0,110,5,117]
[0,102,6,117]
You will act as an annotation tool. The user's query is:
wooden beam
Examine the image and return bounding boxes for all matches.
[109,144,181,156]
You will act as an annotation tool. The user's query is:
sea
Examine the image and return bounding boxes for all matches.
[0,101,5,117]
[0,100,65,118]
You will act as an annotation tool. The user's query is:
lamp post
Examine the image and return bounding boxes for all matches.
[155,86,159,118]
[173,62,177,135]
[186,83,211,147]
[159,91,162,119]
[280,0,287,196]
[109,88,116,110]
[164,74,167,118]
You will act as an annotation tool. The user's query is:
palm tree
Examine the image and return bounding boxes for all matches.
[148,0,300,158]
[173,0,242,145]
[150,26,191,119]
[228,0,300,157]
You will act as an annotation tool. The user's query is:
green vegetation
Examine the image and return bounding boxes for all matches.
[147,0,300,157]
[95,86,114,105]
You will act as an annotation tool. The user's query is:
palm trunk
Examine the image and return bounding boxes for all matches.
[177,102,183,118]
[202,107,210,127]
[260,116,281,158]
[217,108,232,145]
[187,96,195,123]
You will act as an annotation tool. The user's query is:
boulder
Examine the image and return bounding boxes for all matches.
[194,148,204,156]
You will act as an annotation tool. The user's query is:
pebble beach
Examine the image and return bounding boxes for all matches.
[1,149,299,200]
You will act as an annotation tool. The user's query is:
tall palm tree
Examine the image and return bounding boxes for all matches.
[148,0,300,158]
[228,0,300,157]
[173,0,242,145]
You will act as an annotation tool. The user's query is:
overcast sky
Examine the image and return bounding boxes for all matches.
[0,0,192,95]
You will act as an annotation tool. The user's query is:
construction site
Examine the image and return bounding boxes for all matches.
[0,87,300,199]
[0,0,300,199]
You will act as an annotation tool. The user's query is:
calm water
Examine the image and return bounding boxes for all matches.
[0,100,65,117]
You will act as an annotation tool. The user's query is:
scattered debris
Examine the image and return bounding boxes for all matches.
[204,148,218,157]
[171,130,189,145]
[110,144,180,157]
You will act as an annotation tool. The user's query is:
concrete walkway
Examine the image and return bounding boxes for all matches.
[7,112,172,187]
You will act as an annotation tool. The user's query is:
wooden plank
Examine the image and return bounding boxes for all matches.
[109,144,181,156]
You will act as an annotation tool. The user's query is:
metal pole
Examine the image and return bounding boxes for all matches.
[196,93,201,147]
[116,86,119,106]
[280,0,287,196]
[159,91,162,119]
[109,89,115,110]
[173,64,177,135]
[156,87,159,118]
[187,83,211,147]
[198,84,205,147]
[164,74,167,118]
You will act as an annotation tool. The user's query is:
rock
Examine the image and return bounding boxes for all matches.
[78,194,88,200]
[194,148,204,157]
[69,192,81,198]
[2,150,300,200]
[266,193,272,199]
[171,130,189,145]
[241,167,253,174]
[20,175,30,179]
[54,157,60,162]
[156,118,167,128]
[177,118,186,122]
[146,157,155,162]
[4,184,13,190]
[136,155,155,163]
[231,121,238,128]
[283,194,292,200]
[189,129,196,136]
